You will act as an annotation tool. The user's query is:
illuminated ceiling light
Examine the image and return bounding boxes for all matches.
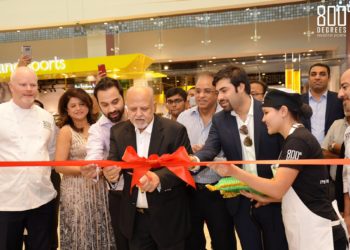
[208,60,213,63]
[164,65,169,70]
[199,65,203,67]
[168,59,172,62]
[17,30,20,33]
[104,22,108,25]
[212,56,217,59]
[260,56,264,59]
[262,60,267,63]
[59,26,63,29]
[242,62,246,65]
[258,53,263,56]
[86,75,96,82]
[292,58,298,62]
[307,53,311,56]
[308,49,313,52]
[262,73,266,76]
[232,58,236,61]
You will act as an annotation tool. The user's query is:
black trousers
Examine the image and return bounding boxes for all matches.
[24,170,61,250]
[226,196,288,250]
[109,190,130,250]
[129,210,185,250]
[185,186,236,250]
[0,199,54,250]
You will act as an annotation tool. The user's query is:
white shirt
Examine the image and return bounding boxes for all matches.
[321,118,348,180]
[135,118,154,208]
[343,126,350,194]
[230,96,257,175]
[85,114,124,190]
[0,100,57,211]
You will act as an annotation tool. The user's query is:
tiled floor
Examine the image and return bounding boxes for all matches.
[25,224,242,250]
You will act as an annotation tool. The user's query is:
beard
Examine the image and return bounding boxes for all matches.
[106,108,124,123]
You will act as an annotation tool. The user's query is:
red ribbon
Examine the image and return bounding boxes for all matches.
[121,146,196,189]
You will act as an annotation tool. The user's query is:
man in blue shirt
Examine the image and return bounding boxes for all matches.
[177,72,235,250]
[301,63,344,144]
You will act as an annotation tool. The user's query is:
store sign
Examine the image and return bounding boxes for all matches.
[316,4,349,37]
[0,56,66,74]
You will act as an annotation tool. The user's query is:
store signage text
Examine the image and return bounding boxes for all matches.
[0,56,66,74]
[317,4,349,37]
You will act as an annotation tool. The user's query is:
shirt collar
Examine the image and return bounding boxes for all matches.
[10,99,35,111]
[135,116,154,135]
[309,90,328,100]
[230,96,254,117]
[190,103,223,115]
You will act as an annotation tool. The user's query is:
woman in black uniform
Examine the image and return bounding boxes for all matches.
[210,89,348,250]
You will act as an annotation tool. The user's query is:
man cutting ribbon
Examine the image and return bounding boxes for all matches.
[106,86,193,250]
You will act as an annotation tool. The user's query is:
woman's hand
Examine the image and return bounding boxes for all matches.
[208,163,239,177]
[240,190,281,208]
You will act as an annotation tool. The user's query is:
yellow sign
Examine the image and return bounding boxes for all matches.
[0,54,165,80]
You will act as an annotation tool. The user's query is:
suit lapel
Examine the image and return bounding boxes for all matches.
[225,112,242,160]
[124,121,137,153]
[253,100,261,157]
[325,91,332,132]
[148,115,164,156]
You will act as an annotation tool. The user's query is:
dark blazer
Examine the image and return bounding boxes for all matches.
[196,99,282,178]
[301,91,344,135]
[108,115,192,248]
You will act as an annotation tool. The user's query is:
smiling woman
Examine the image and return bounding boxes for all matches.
[54,88,116,249]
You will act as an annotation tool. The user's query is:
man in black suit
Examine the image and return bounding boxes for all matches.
[194,66,288,250]
[301,63,344,144]
[107,86,192,250]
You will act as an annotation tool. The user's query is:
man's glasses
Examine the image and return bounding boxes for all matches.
[239,125,253,147]
[166,98,184,105]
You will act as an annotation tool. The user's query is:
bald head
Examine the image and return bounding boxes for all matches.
[10,66,37,84]
[126,86,155,132]
[126,86,154,106]
[8,66,38,109]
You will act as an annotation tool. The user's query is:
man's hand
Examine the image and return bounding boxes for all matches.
[96,72,107,83]
[191,144,203,153]
[208,163,238,177]
[103,166,121,183]
[138,171,160,193]
[80,164,99,179]
[18,55,32,67]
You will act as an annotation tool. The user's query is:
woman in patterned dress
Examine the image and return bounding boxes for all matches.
[55,88,116,250]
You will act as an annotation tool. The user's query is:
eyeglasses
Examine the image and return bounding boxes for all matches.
[166,98,184,105]
[195,88,218,95]
[239,125,253,147]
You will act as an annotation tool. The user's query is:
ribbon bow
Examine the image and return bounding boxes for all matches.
[121,146,196,190]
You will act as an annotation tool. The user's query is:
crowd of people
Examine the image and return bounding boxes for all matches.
[1,61,350,250]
